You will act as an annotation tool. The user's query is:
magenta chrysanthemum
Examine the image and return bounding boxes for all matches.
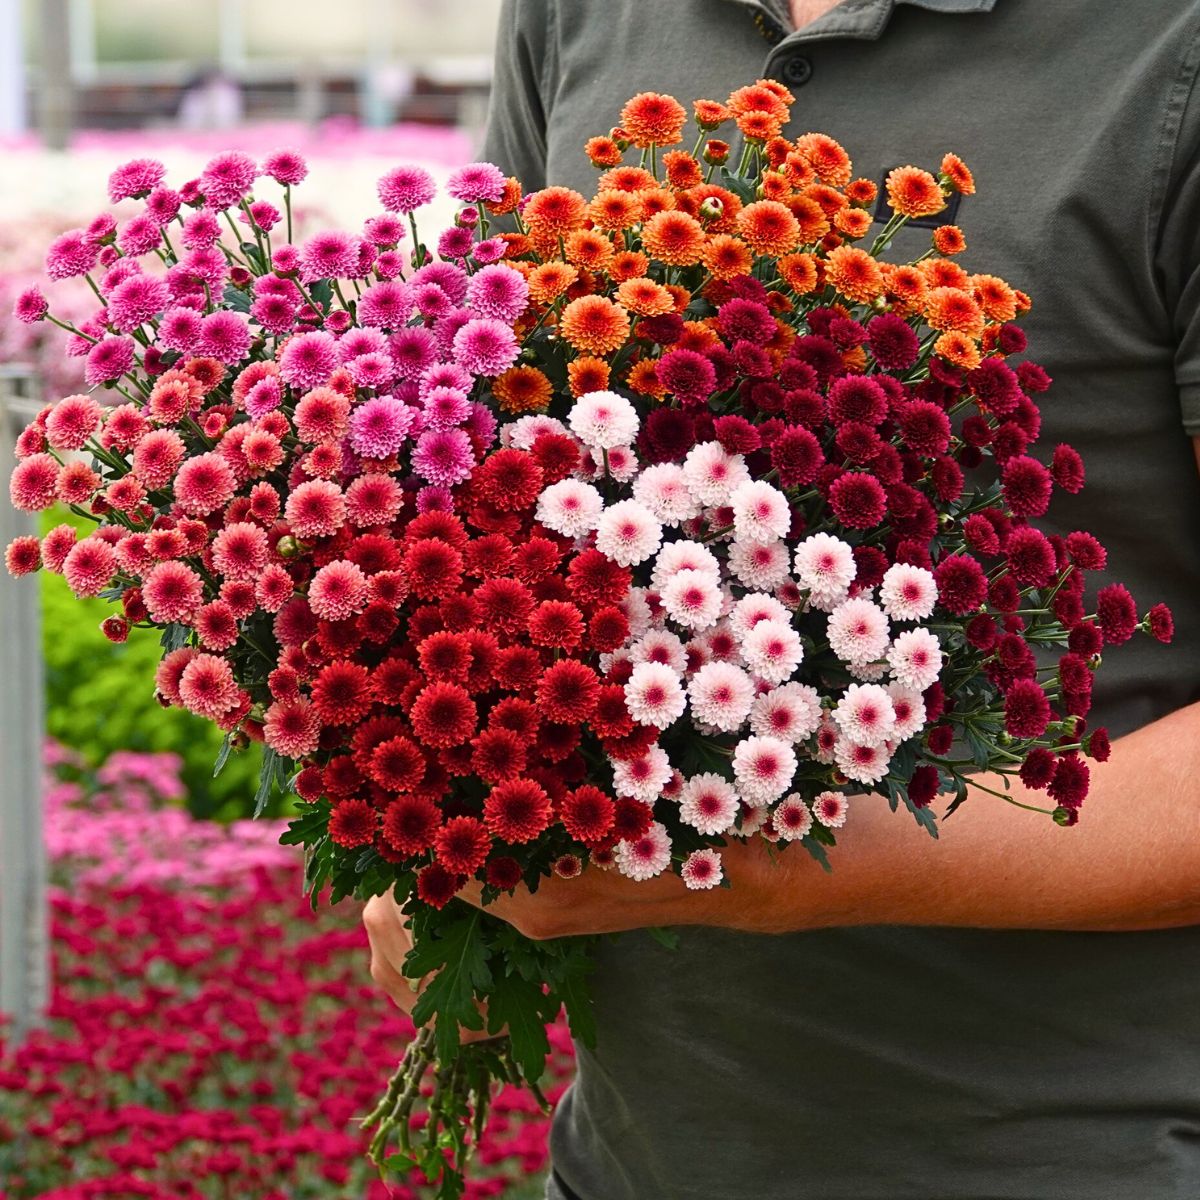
[377,165,436,212]
[411,429,475,487]
[452,318,520,377]
[278,331,339,390]
[348,395,416,459]
[199,150,258,209]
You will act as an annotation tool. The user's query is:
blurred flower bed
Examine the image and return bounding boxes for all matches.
[0,744,567,1199]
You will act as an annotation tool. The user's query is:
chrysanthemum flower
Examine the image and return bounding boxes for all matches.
[451,318,520,377]
[377,164,436,212]
[886,683,927,741]
[676,772,738,835]
[742,619,804,684]
[211,522,268,583]
[813,789,852,828]
[312,660,373,725]
[279,330,339,389]
[620,91,687,146]
[263,697,322,758]
[679,848,723,889]
[925,286,984,336]
[792,532,856,601]
[824,245,885,303]
[612,745,673,802]
[730,479,791,545]
[537,659,600,723]
[879,563,938,621]
[885,165,946,219]
[308,559,369,622]
[933,553,988,614]
[887,627,944,690]
[595,500,663,567]
[379,794,440,856]
[833,682,897,748]
[682,441,750,507]
[736,200,801,256]
[641,210,706,266]
[659,568,723,631]
[940,152,976,194]
[686,661,754,732]
[614,821,672,881]
[732,736,797,806]
[484,778,552,843]
[623,661,687,729]
[434,816,491,876]
[178,654,240,720]
[199,150,257,208]
[559,296,631,356]
[45,228,98,279]
[141,560,203,624]
[85,336,136,387]
[828,597,891,666]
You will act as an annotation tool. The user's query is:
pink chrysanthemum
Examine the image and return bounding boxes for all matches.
[732,735,797,805]
[833,682,897,748]
[659,568,723,630]
[466,264,529,323]
[886,627,944,690]
[885,683,927,741]
[300,230,359,282]
[411,428,475,487]
[85,336,136,387]
[41,524,77,573]
[178,653,240,719]
[595,500,662,567]
[279,331,339,390]
[630,629,688,673]
[308,559,369,621]
[682,440,750,506]
[742,618,805,684]
[389,326,439,380]
[834,735,890,784]
[346,473,405,527]
[9,453,60,511]
[750,682,822,742]
[62,537,117,598]
[13,287,48,324]
[4,535,41,576]
[535,479,603,538]
[262,148,309,186]
[263,697,321,757]
[728,538,790,590]
[285,479,346,538]
[632,463,699,526]
[879,562,938,621]
[614,820,672,881]
[421,385,471,430]
[827,597,891,666]
[611,745,673,802]
[157,306,203,354]
[688,661,755,732]
[132,429,186,490]
[624,661,687,728]
[377,165,436,212]
[730,479,791,544]
[794,532,857,602]
[173,452,237,515]
[108,157,166,202]
[116,215,162,256]
[45,228,99,280]
[447,161,507,203]
[678,772,740,835]
[45,394,103,452]
[143,560,204,624]
[681,848,724,890]
[348,395,415,459]
[199,150,258,209]
[255,563,295,613]
[211,522,269,582]
[773,794,814,841]
[568,391,639,451]
[452,318,520,377]
[197,311,252,364]
[813,789,852,826]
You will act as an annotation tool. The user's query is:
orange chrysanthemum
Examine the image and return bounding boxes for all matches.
[497,231,532,258]
[804,183,848,218]
[588,189,641,232]
[824,244,885,303]
[609,250,650,282]
[736,110,785,143]
[845,178,878,206]
[664,283,691,313]
[693,98,731,128]
[527,261,579,305]
[884,264,929,309]
[782,152,817,189]
[941,153,976,195]
[1014,289,1033,313]
[922,257,971,290]
[523,186,587,236]
[766,320,795,358]
[585,136,624,168]
[620,91,688,148]
[760,171,791,201]
[778,252,819,295]
[565,229,615,272]
[755,78,795,105]
[559,295,631,355]
[702,234,754,280]
[834,208,873,239]
[727,83,790,122]
[794,132,852,188]
[785,194,831,244]
[662,150,703,190]
[642,210,707,266]
[676,320,723,353]
[934,330,982,370]
[684,184,742,233]
[626,357,666,399]
[568,356,611,397]
[597,165,659,193]
[703,139,731,165]
[639,188,678,220]
[970,273,1018,322]
[925,286,985,336]
[737,200,801,256]
[616,277,676,316]
[486,177,523,216]
[766,290,794,316]
[885,166,946,219]
[933,225,967,256]
[492,366,553,414]
[842,345,868,373]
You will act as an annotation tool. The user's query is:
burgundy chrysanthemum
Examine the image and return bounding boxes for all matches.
[1146,602,1174,644]
[770,426,824,487]
[1018,746,1057,790]
[486,857,523,890]
[484,778,552,844]
[415,863,460,909]
[1003,678,1052,739]
[932,554,988,615]
[1048,752,1089,809]
[867,313,920,371]
[828,472,887,529]
[1001,455,1053,518]
[827,376,887,427]
[382,794,441,856]
[1096,583,1139,645]
[536,660,600,723]
[906,764,940,809]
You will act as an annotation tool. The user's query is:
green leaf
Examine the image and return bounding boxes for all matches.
[555,947,597,1050]
[486,971,551,1083]
[309,279,333,312]
[645,925,679,951]
[800,834,833,872]
[408,907,493,1061]
[254,746,282,817]
[212,734,233,778]
[221,284,252,313]
[159,623,191,652]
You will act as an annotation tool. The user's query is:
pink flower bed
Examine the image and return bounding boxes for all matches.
[0,745,569,1199]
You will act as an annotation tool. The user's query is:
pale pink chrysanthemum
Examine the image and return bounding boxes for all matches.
[411,428,475,487]
[732,735,797,805]
[617,588,654,640]
[279,331,339,390]
[813,789,852,826]
[45,394,102,452]
[659,568,723,631]
[632,462,700,525]
[730,479,791,544]
[466,263,529,322]
[107,275,169,333]
[611,745,673,803]
[41,524,78,573]
[199,150,258,209]
[887,627,944,690]
[535,479,603,538]
[834,735,890,784]
[308,559,369,622]
[173,452,237,516]
[597,444,638,483]
[688,661,755,732]
[681,441,750,506]
[85,336,136,387]
[728,538,790,590]
[678,773,740,835]
[827,597,891,666]
[178,653,240,719]
[504,413,568,450]
[197,311,252,364]
[132,429,187,491]
[886,682,927,741]
[108,157,166,202]
[629,629,688,673]
[211,522,269,583]
[624,661,687,728]
[750,682,823,743]
[284,478,346,538]
[794,532,857,601]
[614,821,672,881]
[346,473,405,527]
[567,390,640,451]
[595,500,662,567]
[348,395,415,459]
[649,540,720,591]
[741,618,804,684]
[833,682,897,748]
[879,562,938,622]
[773,794,814,841]
[143,560,204,624]
[62,537,117,598]
[358,280,411,329]
[681,848,724,890]
[377,165,436,212]
[452,318,520,377]
[729,592,791,640]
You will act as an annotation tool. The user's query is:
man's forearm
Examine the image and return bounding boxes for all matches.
[724,699,1200,934]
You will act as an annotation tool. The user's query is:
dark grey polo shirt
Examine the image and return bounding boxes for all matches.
[481,2,1200,1196]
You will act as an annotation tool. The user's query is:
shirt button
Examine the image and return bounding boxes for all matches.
[779,54,813,86]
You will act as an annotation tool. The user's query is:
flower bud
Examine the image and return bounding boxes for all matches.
[703,139,731,166]
[698,196,725,222]
[277,535,301,559]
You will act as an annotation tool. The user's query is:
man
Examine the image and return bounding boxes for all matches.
[365,2,1200,1195]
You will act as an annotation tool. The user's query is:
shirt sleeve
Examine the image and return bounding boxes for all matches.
[477,0,555,194]
[1155,27,1200,436]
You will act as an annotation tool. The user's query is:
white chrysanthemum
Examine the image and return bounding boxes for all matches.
[649,539,721,592]
[730,478,791,544]
[750,682,823,742]
[813,713,839,763]
[688,661,756,732]
[568,389,639,449]
[624,661,687,728]
[887,627,944,690]
[732,735,797,805]
[833,683,897,748]
[595,499,663,566]
[619,587,654,640]
[833,736,890,784]
[848,658,890,682]
[879,562,938,622]
[886,682,927,741]
[629,628,688,673]
[614,820,672,881]
[728,538,791,590]
[794,532,857,599]
[773,793,814,841]
[729,592,792,641]
[504,414,568,450]
[827,597,891,666]
[660,568,724,631]
[812,789,851,827]
[741,618,805,685]
[633,463,701,525]
[682,440,750,506]
[681,848,724,890]
[611,745,673,802]
[594,443,639,482]
[678,773,741,835]
[740,805,769,836]
[535,479,603,538]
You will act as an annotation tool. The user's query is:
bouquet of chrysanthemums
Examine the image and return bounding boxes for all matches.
[7,79,1175,1197]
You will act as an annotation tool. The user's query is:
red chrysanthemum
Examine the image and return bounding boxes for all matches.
[416,863,460,909]
[470,727,527,784]
[328,798,377,848]
[512,537,564,585]
[488,697,541,741]
[588,606,631,654]
[486,856,523,891]
[611,796,654,841]
[382,794,441,856]
[536,660,599,723]
[1096,583,1139,645]
[410,682,478,747]
[492,646,543,692]
[528,600,585,650]
[591,684,636,739]
[566,548,631,606]
[560,785,615,845]
[828,472,887,530]
[403,537,464,600]
[417,630,473,683]
[476,576,535,633]
[434,816,491,876]
[369,735,426,793]
[311,660,373,725]
[474,449,544,512]
[484,778,552,844]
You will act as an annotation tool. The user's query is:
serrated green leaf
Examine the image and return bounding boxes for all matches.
[486,972,551,1083]
[800,835,833,872]
[159,623,191,652]
[408,908,492,1060]
[556,948,597,1050]
[309,279,333,312]
[645,925,679,951]
[221,285,252,313]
